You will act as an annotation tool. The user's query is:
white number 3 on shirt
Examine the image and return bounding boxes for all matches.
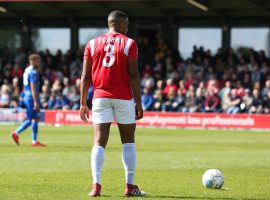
[103,44,115,67]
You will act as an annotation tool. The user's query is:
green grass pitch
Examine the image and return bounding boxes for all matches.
[0,125,270,200]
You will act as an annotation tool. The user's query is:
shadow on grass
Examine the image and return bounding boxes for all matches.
[144,196,235,200]
[133,195,263,200]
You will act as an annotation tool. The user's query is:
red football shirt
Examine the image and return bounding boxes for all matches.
[84,33,138,100]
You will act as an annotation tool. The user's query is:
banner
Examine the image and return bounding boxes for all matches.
[0,108,45,123]
[44,110,270,130]
[0,109,27,123]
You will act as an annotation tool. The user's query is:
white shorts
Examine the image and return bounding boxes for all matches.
[92,98,136,125]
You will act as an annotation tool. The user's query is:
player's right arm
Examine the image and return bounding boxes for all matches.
[80,43,93,122]
[128,41,143,120]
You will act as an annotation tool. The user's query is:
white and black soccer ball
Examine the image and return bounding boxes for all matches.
[202,169,224,189]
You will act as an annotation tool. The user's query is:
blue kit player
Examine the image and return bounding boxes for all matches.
[11,54,46,147]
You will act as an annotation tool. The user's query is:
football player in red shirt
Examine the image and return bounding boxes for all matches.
[80,10,146,197]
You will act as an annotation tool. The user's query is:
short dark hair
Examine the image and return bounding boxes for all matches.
[108,10,128,21]
[28,53,40,61]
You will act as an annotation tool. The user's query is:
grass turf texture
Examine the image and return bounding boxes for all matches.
[0,125,270,200]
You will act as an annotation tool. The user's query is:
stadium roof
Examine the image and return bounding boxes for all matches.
[0,0,270,26]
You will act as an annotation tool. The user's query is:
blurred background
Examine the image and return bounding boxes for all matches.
[0,0,270,115]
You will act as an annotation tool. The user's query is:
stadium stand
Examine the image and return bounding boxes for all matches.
[0,35,270,114]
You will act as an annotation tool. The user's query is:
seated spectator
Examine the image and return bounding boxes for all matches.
[240,89,253,113]
[205,90,220,112]
[163,78,177,97]
[162,87,177,112]
[249,89,263,114]
[11,64,23,78]
[178,80,187,95]
[0,84,11,108]
[54,93,70,110]
[219,81,231,99]
[141,72,154,89]
[141,87,154,111]
[51,79,62,93]
[142,63,153,77]
[182,90,196,113]
[263,90,270,114]
[261,80,270,98]
[251,64,261,83]
[62,77,72,97]
[173,89,185,112]
[226,89,241,114]
[152,89,164,112]
[194,88,205,112]
[197,81,206,96]
[40,85,50,109]
[184,72,196,90]
[165,56,174,75]
[235,81,245,98]
[206,75,219,94]
[47,93,56,109]
[11,77,21,99]
[68,78,80,110]
[156,80,164,90]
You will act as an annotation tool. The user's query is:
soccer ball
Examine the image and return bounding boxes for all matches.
[202,169,224,189]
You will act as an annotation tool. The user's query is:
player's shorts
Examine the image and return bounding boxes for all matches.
[92,98,136,125]
[23,97,41,120]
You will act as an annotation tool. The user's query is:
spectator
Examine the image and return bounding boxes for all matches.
[141,87,154,111]
[249,89,263,114]
[221,90,231,112]
[219,80,231,100]
[62,77,72,97]
[226,89,241,114]
[206,75,219,94]
[68,78,80,110]
[263,90,270,114]
[142,63,153,77]
[205,90,220,112]
[51,79,62,93]
[0,84,11,108]
[141,72,154,89]
[152,89,164,112]
[178,80,187,95]
[240,89,253,113]
[54,93,70,110]
[156,80,164,90]
[194,88,205,112]
[11,77,21,99]
[173,88,185,112]
[261,80,270,98]
[48,93,56,109]
[251,64,261,84]
[40,85,50,109]
[11,64,23,78]
[182,90,196,113]
[162,87,177,112]
[163,78,177,97]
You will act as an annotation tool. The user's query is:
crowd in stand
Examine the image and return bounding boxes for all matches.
[0,36,270,114]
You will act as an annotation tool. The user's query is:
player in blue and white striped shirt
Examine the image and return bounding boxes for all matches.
[11,54,46,147]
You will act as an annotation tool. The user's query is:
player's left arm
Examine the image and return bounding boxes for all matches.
[80,43,93,122]
[128,40,143,120]
[30,73,39,111]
